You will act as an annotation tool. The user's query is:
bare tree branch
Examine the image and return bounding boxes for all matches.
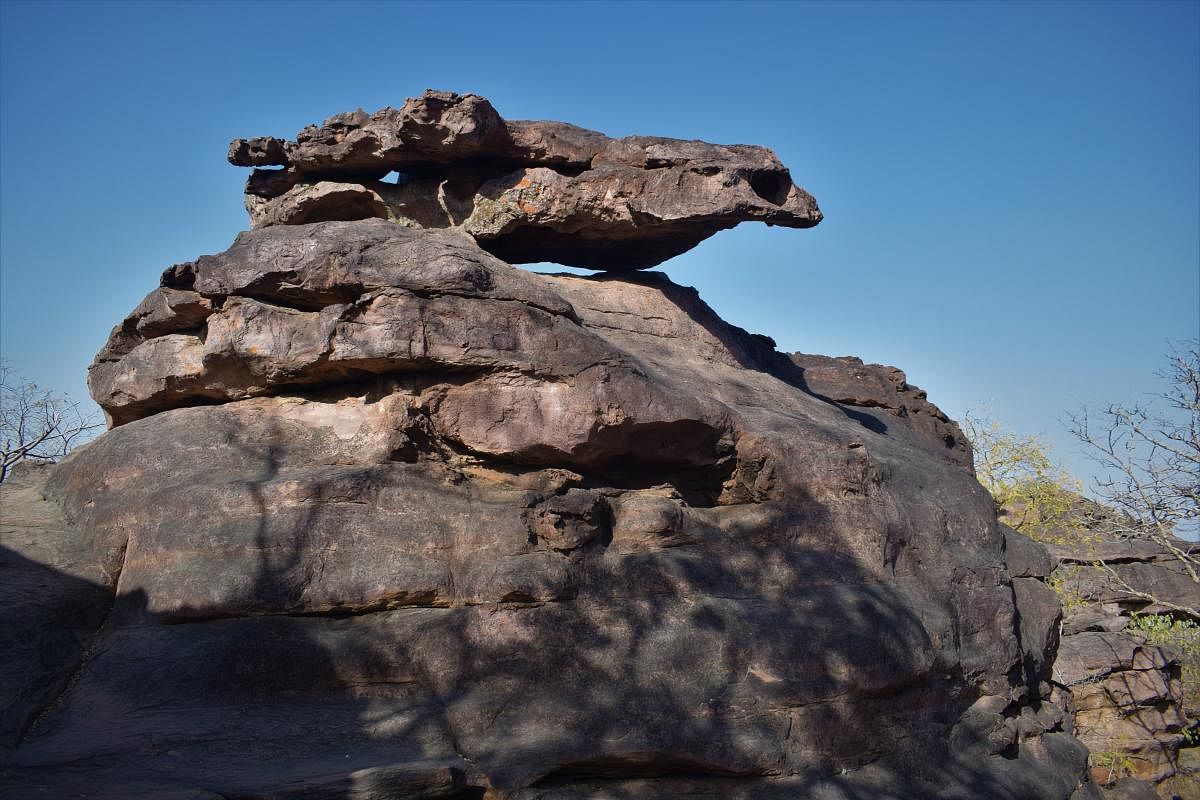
[0,360,102,483]
[1064,340,1200,618]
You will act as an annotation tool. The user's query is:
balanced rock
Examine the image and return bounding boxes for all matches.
[0,95,1101,800]
[229,89,822,270]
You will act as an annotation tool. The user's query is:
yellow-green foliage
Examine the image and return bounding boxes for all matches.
[1126,613,1200,719]
[962,414,1082,544]
[1088,749,1138,783]
[1047,567,1090,615]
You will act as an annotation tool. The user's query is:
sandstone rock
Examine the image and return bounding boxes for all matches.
[228,90,822,270]
[1055,632,1175,683]
[1013,577,1062,683]
[276,90,512,173]
[3,94,1098,798]
[1051,546,1200,618]
[1005,525,1054,579]
[6,229,1093,797]
[250,180,390,228]
[1055,631,1186,785]
[227,135,287,167]
[1101,777,1161,800]
[790,352,974,470]
[0,464,115,753]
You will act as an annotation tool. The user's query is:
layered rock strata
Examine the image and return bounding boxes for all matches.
[1047,525,1200,795]
[227,90,822,270]
[1,94,1102,800]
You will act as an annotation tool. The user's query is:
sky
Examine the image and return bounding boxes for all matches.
[1,0,1197,489]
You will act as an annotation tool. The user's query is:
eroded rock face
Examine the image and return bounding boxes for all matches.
[1046,524,1200,793]
[228,90,822,270]
[5,219,1097,799]
[790,352,974,471]
[1055,632,1186,786]
[1,97,1098,799]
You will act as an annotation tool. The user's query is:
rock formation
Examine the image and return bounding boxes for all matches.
[227,90,822,270]
[1,91,1104,799]
[1044,520,1200,796]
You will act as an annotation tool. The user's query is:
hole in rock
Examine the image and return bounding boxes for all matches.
[381,170,406,184]
[749,171,792,206]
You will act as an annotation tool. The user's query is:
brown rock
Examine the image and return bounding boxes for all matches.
[227,135,287,167]
[249,180,389,228]
[1055,631,1186,785]
[226,90,822,270]
[7,222,1089,798]
[1006,526,1055,578]
[790,352,975,470]
[1013,577,1063,682]
[4,95,1093,798]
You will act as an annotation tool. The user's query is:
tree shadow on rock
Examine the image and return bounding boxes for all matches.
[2,403,1089,800]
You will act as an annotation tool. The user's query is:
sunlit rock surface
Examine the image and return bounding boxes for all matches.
[229,90,822,270]
[0,94,1104,800]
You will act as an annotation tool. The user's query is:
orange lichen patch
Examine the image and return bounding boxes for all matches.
[516,177,532,189]
[519,201,537,214]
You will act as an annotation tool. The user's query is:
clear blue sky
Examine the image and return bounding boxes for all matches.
[2,0,1197,488]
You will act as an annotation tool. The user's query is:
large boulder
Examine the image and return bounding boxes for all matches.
[228,90,822,270]
[1,96,1098,799]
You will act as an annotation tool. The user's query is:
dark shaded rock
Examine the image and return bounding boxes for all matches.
[1005,525,1054,579]
[1100,777,1159,800]
[1014,577,1063,683]
[0,464,114,754]
[228,90,822,270]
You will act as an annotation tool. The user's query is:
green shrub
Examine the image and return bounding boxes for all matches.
[1125,613,1200,719]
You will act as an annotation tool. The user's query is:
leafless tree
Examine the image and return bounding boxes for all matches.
[0,361,102,484]
[1066,340,1200,618]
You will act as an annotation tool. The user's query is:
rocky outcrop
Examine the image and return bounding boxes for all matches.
[790,353,974,471]
[1049,530,1200,622]
[1054,632,1185,787]
[0,96,1102,800]
[1046,523,1200,796]
[229,90,822,270]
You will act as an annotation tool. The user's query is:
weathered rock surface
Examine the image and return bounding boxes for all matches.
[1054,632,1186,786]
[1045,523,1200,795]
[789,353,974,471]
[0,464,117,752]
[1,97,1100,799]
[228,90,822,270]
[6,224,1092,799]
[1049,526,1200,620]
